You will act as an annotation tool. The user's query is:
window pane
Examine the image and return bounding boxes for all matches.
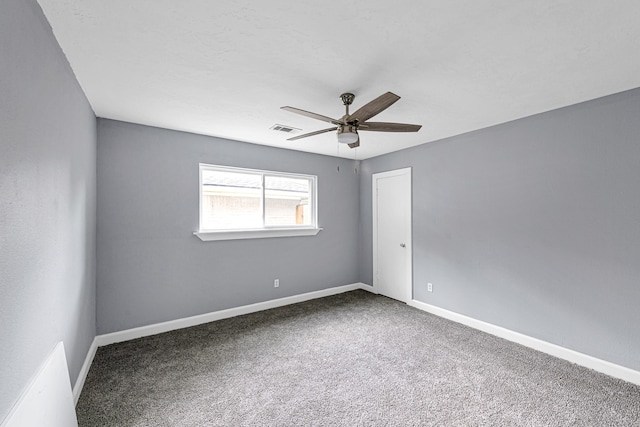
[201,170,262,230]
[265,176,311,226]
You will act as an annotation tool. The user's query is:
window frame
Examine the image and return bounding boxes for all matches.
[194,164,322,241]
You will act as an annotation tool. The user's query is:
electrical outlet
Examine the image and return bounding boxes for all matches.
[427,282,433,292]
[274,279,279,288]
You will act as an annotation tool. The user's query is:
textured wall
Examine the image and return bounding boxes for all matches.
[96,119,360,334]
[359,88,640,371]
[0,0,96,421]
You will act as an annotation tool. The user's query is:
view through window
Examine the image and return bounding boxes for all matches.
[199,165,316,231]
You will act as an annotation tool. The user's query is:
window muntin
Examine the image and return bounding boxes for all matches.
[199,164,317,232]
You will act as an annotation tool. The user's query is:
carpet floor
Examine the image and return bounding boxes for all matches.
[77,290,640,426]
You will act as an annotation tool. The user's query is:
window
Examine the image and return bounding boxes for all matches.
[195,164,321,241]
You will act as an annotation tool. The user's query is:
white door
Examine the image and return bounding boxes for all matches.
[373,167,412,303]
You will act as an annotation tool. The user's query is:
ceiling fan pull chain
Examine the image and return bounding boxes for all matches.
[354,148,359,174]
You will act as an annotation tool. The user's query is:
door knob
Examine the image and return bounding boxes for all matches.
[400,243,406,248]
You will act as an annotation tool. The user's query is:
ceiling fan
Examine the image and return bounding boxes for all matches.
[281,92,422,148]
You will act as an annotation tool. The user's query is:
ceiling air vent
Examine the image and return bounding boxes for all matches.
[270,124,301,134]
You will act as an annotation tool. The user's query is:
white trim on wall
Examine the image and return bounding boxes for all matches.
[73,283,369,401]
[408,298,640,386]
[72,338,98,405]
[194,227,322,241]
[96,283,368,347]
[71,282,640,403]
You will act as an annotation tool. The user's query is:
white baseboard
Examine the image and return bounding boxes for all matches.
[76,282,639,403]
[96,283,369,347]
[408,299,640,386]
[72,338,98,405]
[69,283,368,401]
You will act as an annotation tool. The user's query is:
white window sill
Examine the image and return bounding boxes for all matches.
[194,227,323,242]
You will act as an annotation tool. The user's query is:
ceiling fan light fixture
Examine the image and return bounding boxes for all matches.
[337,125,358,144]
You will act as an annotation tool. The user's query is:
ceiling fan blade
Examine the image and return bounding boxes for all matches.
[359,122,422,132]
[347,92,401,123]
[281,106,341,125]
[286,127,337,141]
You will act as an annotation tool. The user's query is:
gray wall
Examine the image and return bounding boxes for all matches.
[3,6,638,419]
[0,0,97,421]
[96,119,360,334]
[359,88,640,371]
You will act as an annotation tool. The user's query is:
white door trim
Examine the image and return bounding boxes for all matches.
[372,167,413,302]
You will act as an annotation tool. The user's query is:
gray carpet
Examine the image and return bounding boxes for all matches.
[77,290,640,426]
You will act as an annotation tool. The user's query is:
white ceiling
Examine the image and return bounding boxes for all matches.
[37,0,640,159]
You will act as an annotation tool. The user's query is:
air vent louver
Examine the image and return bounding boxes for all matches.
[270,124,301,134]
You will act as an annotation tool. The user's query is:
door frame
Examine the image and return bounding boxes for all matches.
[372,167,413,303]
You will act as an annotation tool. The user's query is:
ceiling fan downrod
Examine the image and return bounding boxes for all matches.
[340,93,355,118]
